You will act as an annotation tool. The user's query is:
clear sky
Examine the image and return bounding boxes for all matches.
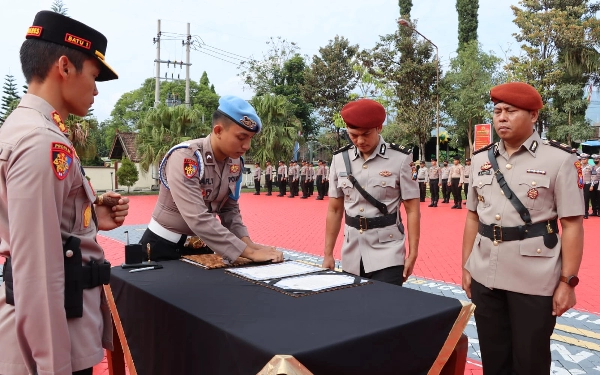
[2,0,596,122]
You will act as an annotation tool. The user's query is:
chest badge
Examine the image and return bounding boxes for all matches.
[50,111,68,134]
[183,158,198,179]
[481,162,492,171]
[230,164,240,174]
[527,188,539,199]
[478,194,485,203]
[51,142,73,180]
[379,170,392,177]
[526,169,546,175]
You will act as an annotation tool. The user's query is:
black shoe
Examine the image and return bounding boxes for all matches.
[300,196,308,199]
[584,214,589,219]
[266,193,272,196]
[288,196,295,198]
[253,193,260,195]
[277,194,283,197]
[316,197,323,200]
[433,202,438,207]
[428,202,434,207]
[451,204,458,209]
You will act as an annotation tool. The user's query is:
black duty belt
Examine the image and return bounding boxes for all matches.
[81,260,111,289]
[345,212,397,231]
[478,219,558,243]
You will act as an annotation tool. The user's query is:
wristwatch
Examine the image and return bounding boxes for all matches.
[560,275,580,287]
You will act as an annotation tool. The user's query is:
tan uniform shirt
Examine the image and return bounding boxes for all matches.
[300,165,308,177]
[465,132,584,296]
[153,135,248,262]
[328,136,419,275]
[324,166,330,181]
[253,166,261,180]
[0,95,111,375]
[277,165,287,179]
[582,163,593,184]
[307,166,315,181]
[417,166,428,182]
[316,165,326,177]
[441,166,450,179]
[464,164,472,179]
[289,165,298,181]
[428,165,440,180]
[449,164,465,183]
[265,165,273,179]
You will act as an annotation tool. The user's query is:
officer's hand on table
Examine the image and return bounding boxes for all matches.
[241,246,283,263]
[403,255,417,281]
[552,282,576,317]
[322,255,335,270]
[96,192,130,231]
[462,269,472,299]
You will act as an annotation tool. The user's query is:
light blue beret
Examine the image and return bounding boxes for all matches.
[217,95,262,133]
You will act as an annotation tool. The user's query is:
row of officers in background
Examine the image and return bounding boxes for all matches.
[252,159,330,200]
[414,156,472,209]
[580,153,600,219]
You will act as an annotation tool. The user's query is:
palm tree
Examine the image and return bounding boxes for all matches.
[136,105,207,172]
[250,95,301,164]
[67,114,98,161]
[50,0,68,15]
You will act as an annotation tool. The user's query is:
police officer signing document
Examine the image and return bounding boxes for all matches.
[322,99,420,286]
[140,95,283,264]
[0,11,130,375]
[462,82,584,374]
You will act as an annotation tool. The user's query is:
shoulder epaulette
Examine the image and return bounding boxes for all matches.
[545,139,577,154]
[333,143,354,155]
[473,143,495,155]
[389,143,412,155]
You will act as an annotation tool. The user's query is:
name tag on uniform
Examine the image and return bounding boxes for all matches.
[478,170,492,176]
[339,172,348,177]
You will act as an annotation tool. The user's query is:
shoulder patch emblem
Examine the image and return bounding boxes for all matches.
[473,143,495,155]
[83,205,92,228]
[548,139,577,154]
[51,142,73,180]
[50,111,68,134]
[230,164,240,174]
[183,158,198,179]
[389,143,411,155]
[575,161,584,189]
[333,143,353,155]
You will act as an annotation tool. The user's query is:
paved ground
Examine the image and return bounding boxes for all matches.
[3,192,599,374]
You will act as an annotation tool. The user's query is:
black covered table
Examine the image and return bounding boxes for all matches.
[106,260,472,375]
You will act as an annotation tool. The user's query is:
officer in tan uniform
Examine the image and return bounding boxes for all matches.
[139,95,283,263]
[448,156,465,209]
[322,99,420,286]
[308,162,316,196]
[581,154,593,218]
[0,11,130,375]
[440,160,451,203]
[592,154,600,216]
[288,160,299,198]
[277,160,287,197]
[265,161,273,196]
[462,82,584,374]
[253,162,261,195]
[316,160,326,200]
[300,160,309,199]
[463,158,472,201]
[428,158,441,207]
[417,160,428,202]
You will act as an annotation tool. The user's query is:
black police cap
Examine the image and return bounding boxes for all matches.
[26,11,118,81]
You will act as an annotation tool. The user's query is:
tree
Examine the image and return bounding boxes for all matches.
[238,38,316,138]
[136,105,208,173]
[117,157,139,193]
[363,21,438,160]
[456,0,479,51]
[506,0,600,137]
[442,41,502,154]
[1,74,21,125]
[249,95,301,164]
[399,0,412,16]
[302,36,359,148]
[547,83,593,143]
[50,0,68,15]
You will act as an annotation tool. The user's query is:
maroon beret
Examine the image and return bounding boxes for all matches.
[341,99,386,128]
[490,82,543,111]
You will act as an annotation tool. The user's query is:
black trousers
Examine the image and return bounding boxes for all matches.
[266,176,272,194]
[418,181,427,201]
[316,175,323,197]
[309,179,314,195]
[254,178,261,194]
[592,183,600,213]
[359,260,404,287]
[463,182,469,200]
[139,228,213,261]
[292,179,299,196]
[429,178,439,202]
[277,175,286,195]
[73,368,93,375]
[584,183,591,214]
[470,279,555,375]
[301,176,308,197]
[324,179,329,196]
[451,178,461,204]
[441,179,450,201]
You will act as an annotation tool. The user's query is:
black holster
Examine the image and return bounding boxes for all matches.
[3,236,111,319]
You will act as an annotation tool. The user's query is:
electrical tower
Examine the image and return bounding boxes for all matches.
[153,20,192,108]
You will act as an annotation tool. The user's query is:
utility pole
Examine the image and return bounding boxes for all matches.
[153,20,161,108]
[153,20,193,108]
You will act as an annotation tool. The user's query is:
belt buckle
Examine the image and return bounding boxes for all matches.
[359,216,368,234]
[492,225,502,246]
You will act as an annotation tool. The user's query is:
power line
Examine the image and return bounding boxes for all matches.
[194,49,240,65]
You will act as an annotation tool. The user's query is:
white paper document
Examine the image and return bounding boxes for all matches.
[226,261,322,281]
[274,274,357,292]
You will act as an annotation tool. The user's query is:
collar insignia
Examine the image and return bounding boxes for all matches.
[529,141,538,152]
[230,164,240,174]
[379,144,386,155]
[205,151,214,163]
[51,142,73,180]
[50,111,68,134]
